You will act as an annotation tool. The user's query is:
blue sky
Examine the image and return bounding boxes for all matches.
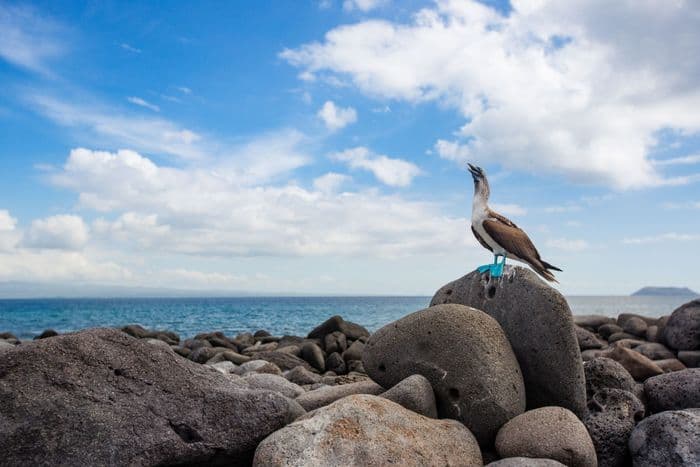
[1,0,699,296]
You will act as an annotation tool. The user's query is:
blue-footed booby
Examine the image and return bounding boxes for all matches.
[468,163,562,282]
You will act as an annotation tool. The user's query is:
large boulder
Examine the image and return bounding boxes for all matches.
[0,328,301,466]
[363,304,525,446]
[644,368,700,412]
[583,358,636,398]
[663,299,700,350]
[628,409,700,467]
[430,267,586,416]
[253,394,482,466]
[495,406,597,467]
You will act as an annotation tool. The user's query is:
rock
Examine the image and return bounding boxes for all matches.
[254,329,271,338]
[430,267,586,417]
[34,329,58,339]
[621,317,648,337]
[576,326,605,350]
[608,332,638,343]
[295,380,384,411]
[307,315,370,341]
[612,338,647,348]
[348,360,365,373]
[645,325,659,342]
[237,359,283,376]
[678,350,700,368]
[617,313,657,327]
[663,299,700,350]
[323,331,347,354]
[244,373,305,399]
[584,389,644,467]
[495,406,597,467]
[183,338,211,350]
[363,303,525,446]
[644,368,700,412]
[380,374,437,418]
[0,328,302,466]
[0,332,18,340]
[173,346,190,358]
[120,325,178,345]
[602,345,664,381]
[342,339,364,362]
[0,340,15,352]
[487,458,567,467]
[574,315,616,331]
[628,409,700,467]
[300,342,325,371]
[656,315,670,344]
[208,360,237,374]
[242,342,279,355]
[655,358,686,373]
[277,335,305,349]
[325,352,346,374]
[205,349,251,365]
[285,366,321,386]
[276,344,301,356]
[599,323,623,340]
[120,323,152,339]
[188,345,220,363]
[253,394,482,467]
[583,358,636,398]
[581,349,607,361]
[633,342,675,360]
[146,338,173,351]
[254,351,318,373]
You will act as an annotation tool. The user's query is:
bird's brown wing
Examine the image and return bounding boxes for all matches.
[471,226,493,252]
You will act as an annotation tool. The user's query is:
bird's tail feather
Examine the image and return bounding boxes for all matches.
[530,260,559,283]
[541,260,562,272]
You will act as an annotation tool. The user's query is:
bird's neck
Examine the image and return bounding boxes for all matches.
[472,181,490,213]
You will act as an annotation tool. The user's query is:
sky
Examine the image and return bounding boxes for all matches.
[0,0,699,296]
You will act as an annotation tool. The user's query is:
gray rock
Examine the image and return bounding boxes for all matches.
[254,329,271,339]
[342,339,364,362]
[323,331,347,354]
[633,342,674,361]
[655,358,686,373]
[599,323,623,339]
[576,326,605,350]
[0,332,18,340]
[276,344,301,356]
[237,359,283,375]
[207,360,237,374]
[242,342,279,355]
[644,368,700,412]
[628,409,700,467]
[380,374,437,418]
[325,351,346,374]
[584,357,636,398]
[307,315,370,341]
[495,406,597,467]
[294,380,384,411]
[581,349,607,361]
[347,360,365,373]
[663,299,700,350]
[300,342,325,371]
[182,337,211,350]
[487,459,566,467]
[244,373,305,399]
[253,394,482,467]
[145,338,173,351]
[0,328,301,466]
[363,303,525,446]
[678,350,700,368]
[430,267,586,417]
[233,331,255,347]
[584,389,644,467]
[611,338,647,348]
[602,344,663,381]
[0,340,17,351]
[622,317,648,338]
[574,315,616,331]
[188,345,220,363]
[205,349,251,365]
[285,366,321,385]
[645,325,659,343]
[617,313,657,327]
[608,332,638,343]
[254,351,318,373]
[277,335,305,349]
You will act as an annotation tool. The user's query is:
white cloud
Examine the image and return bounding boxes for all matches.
[332,147,422,187]
[127,96,160,112]
[0,210,17,231]
[120,43,141,53]
[546,237,589,252]
[343,0,388,12]
[313,172,350,193]
[317,100,358,131]
[652,154,700,166]
[0,210,20,252]
[282,0,700,189]
[623,233,700,245]
[23,215,90,251]
[544,204,581,213]
[491,203,527,217]
[177,86,192,94]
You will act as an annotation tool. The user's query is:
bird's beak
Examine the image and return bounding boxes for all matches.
[467,163,481,179]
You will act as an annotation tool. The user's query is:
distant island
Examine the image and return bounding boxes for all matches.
[632,286,699,297]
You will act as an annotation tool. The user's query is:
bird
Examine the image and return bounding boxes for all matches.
[467,163,562,282]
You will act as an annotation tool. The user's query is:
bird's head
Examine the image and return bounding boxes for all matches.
[467,163,490,198]
[467,163,485,182]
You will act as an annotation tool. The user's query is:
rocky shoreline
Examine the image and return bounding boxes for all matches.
[1,266,699,466]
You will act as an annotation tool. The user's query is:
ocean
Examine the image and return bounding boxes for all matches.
[0,295,694,340]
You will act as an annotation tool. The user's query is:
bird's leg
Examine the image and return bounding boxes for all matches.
[491,254,506,278]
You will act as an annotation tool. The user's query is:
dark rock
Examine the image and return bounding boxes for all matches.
[183,338,211,350]
[205,349,251,365]
[628,409,700,467]
[0,328,302,466]
[574,315,616,331]
[342,339,364,362]
[0,340,15,352]
[656,315,670,344]
[363,303,525,447]
[300,342,325,371]
[34,329,58,340]
[276,344,301,357]
[602,344,663,381]
[348,360,365,373]
[617,313,657,327]
[584,388,644,467]
[583,357,636,398]
[174,346,191,358]
[208,360,236,374]
[323,331,347,354]
[581,349,607,361]
[0,332,18,340]
[120,324,151,339]
[253,394,482,467]
[599,323,623,340]
[242,342,279,355]
[294,380,384,411]
[633,342,674,360]
[285,366,321,386]
[307,315,370,341]
[487,459,566,467]
[678,350,700,368]
[277,335,305,349]
[237,360,283,376]
[325,352,346,374]
[495,406,597,467]
[622,317,648,337]
[612,338,647,348]
[207,335,238,351]
[254,329,271,338]
[655,358,686,373]
[254,351,318,373]
[576,326,605,350]
[380,374,437,418]
[644,368,700,412]
[645,325,659,342]
[188,345,220,364]
[233,332,255,348]
[663,299,700,350]
[608,332,638,343]
[430,267,586,417]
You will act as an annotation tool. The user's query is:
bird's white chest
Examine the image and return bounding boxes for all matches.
[471,202,506,255]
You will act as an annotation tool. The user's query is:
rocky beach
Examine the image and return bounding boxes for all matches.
[1,266,699,466]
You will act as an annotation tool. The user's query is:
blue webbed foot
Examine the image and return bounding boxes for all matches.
[476,254,506,278]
